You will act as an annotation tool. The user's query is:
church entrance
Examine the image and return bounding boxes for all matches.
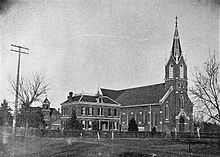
[179,116,185,132]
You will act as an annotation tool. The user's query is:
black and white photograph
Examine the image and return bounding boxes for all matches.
[0,0,219,156]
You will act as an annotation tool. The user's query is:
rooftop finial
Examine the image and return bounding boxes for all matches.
[175,16,178,27]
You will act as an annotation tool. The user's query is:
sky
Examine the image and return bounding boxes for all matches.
[0,0,219,110]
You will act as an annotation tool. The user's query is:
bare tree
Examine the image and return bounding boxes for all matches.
[9,73,50,135]
[189,53,220,123]
[9,73,50,107]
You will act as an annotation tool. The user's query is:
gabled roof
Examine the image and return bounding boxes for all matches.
[62,94,118,104]
[43,97,50,103]
[101,83,166,106]
[100,88,123,100]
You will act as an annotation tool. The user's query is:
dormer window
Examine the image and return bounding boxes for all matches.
[97,97,103,103]
[169,64,173,78]
[180,64,184,78]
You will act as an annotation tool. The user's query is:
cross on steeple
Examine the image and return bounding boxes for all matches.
[175,16,178,27]
[171,16,182,63]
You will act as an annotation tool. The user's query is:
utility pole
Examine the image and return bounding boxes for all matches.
[11,44,29,136]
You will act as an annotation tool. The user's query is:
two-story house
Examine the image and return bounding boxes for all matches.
[60,92,121,131]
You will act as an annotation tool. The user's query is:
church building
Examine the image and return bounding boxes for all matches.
[60,18,193,132]
[100,18,193,132]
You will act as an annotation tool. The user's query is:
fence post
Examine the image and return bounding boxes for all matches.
[80,132,83,139]
[174,128,177,139]
[197,127,201,139]
[111,131,114,140]
[97,132,100,140]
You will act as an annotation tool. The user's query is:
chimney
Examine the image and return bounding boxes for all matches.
[67,92,73,101]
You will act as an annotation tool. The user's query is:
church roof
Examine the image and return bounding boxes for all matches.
[101,83,166,106]
[100,88,123,100]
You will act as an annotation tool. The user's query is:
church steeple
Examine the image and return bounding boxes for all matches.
[165,17,187,90]
[171,16,182,63]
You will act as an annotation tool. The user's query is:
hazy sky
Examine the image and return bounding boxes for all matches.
[0,0,219,109]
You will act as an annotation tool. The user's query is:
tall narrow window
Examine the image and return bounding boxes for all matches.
[145,111,148,124]
[177,97,181,110]
[98,97,103,103]
[180,64,184,78]
[153,112,157,126]
[108,108,111,116]
[121,113,127,125]
[113,122,118,130]
[165,104,169,120]
[138,112,143,124]
[101,108,103,116]
[169,64,173,78]
[88,107,93,116]
[180,94,184,109]
[98,108,103,116]
[81,107,86,115]
[81,120,86,129]
[88,121,92,130]
[155,113,158,126]
[113,109,117,116]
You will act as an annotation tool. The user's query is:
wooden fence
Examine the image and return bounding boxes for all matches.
[1,126,220,140]
[25,129,167,139]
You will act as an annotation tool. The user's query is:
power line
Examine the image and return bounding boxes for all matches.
[11,44,29,136]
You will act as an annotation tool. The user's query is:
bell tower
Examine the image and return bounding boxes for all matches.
[165,16,187,91]
[42,97,50,109]
[42,96,51,126]
[163,17,193,133]
[165,17,188,114]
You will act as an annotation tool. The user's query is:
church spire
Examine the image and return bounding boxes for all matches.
[171,16,182,63]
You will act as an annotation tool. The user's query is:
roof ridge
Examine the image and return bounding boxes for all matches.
[101,82,165,91]
[119,82,165,91]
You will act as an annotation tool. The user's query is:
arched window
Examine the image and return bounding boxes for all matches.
[169,64,173,78]
[180,64,184,78]
[165,104,169,120]
[180,94,184,109]
[153,112,158,126]
[178,97,181,110]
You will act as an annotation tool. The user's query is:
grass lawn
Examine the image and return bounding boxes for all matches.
[1,136,220,157]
